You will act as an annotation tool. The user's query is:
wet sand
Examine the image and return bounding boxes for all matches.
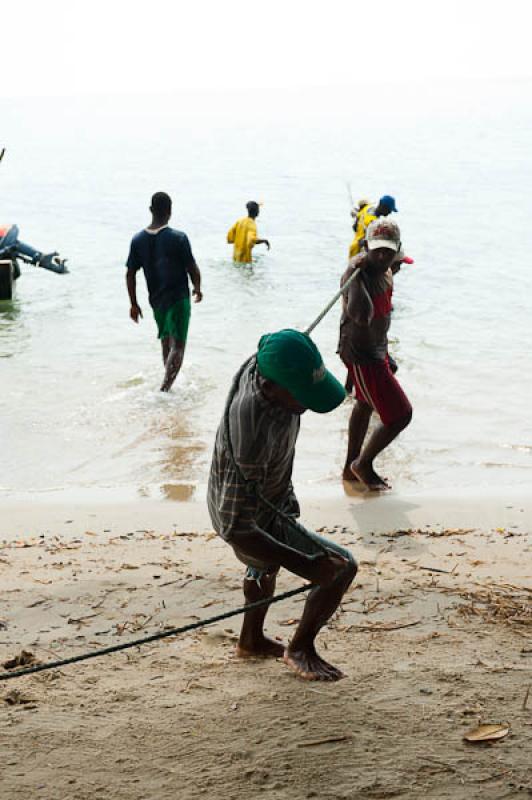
[1,495,531,799]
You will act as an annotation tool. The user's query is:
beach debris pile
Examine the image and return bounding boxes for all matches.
[2,650,39,670]
[3,688,35,707]
[456,583,532,628]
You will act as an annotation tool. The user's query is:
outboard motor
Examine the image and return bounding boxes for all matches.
[0,224,68,300]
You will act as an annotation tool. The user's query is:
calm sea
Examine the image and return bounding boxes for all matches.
[1,79,531,504]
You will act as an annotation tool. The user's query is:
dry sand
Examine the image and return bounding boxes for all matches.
[1,494,531,800]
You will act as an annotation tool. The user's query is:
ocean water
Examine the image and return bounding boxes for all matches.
[1,79,531,504]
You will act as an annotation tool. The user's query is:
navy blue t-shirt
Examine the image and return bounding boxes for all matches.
[126,227,194,311]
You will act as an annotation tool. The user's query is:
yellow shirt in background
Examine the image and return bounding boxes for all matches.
[227,217,258,263]
[349,203,377,259]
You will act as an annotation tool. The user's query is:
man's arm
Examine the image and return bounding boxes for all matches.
[126,269,143,323]
[125,238,143,322]
[218,459,346,585]
[180,234,202,302]
[248,221,269,252]
[231,523,346,585]
[345,270,374,326]
[187,260,203,302]
[212,433,346,586]
[390,248,404,275]
[227,223,237,244]
[390,251,414,275]
[348,275,373,325]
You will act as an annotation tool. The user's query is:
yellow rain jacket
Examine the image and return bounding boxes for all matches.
[349,203,376,259]
[227,217,258,263]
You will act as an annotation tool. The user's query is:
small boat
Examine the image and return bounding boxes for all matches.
[0,224,67,300]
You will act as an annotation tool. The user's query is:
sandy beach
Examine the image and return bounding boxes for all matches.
[1,493,531,800]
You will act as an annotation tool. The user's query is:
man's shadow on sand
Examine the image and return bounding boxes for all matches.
[341,481,434,559]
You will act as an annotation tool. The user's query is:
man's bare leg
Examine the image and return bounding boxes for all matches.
[160,337,185,392]
[161,338,170,366]
[350,411,412,490]
[237,571,285,658]
[342,400,372,481]
[284,560,356,681]
[344,371,353,394]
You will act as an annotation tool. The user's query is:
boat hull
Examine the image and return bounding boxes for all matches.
[0,259,16,300]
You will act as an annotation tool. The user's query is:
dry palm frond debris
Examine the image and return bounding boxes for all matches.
[385,527,475,539]
[2,650,40,670]
[456,583,531,627]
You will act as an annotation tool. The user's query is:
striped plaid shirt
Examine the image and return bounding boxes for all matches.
[207,358,300,542]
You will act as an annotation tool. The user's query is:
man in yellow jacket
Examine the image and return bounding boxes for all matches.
[349,195,398,259]
[227,201,270,263]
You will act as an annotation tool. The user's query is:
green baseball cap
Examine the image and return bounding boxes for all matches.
[256,329,346,413]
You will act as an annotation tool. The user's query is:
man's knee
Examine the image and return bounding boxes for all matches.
[336,549,357,586]
[400,408,413,429]
[388,408,412,433]
[168,340,184,356]
[345,553,357,581]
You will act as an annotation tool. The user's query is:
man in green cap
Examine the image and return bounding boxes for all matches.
[208,329,357,682]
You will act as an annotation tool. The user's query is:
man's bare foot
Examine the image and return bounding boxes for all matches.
[350,460,390,491]
[283,645,345,681]
[342,466,361,482]
[236,635,285,659]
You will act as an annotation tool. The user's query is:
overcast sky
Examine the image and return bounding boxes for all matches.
[2,0,531,97]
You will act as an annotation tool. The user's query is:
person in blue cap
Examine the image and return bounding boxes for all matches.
[208,330,357,681]
[349,195,398,259]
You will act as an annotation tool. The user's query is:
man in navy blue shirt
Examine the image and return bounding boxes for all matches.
[126,192,203,391]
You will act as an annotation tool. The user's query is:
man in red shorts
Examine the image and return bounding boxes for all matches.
[338,218,412,490]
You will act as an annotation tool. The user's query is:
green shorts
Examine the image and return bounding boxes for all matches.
[153,297,191,342]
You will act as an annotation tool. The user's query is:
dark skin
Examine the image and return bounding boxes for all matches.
[126,205,203,392]
[232,377,357,680]
[344,250,403,393]
[342,247,412,490]
[374,201,392,217]
[246,204,270,251]
[345,201,396,386]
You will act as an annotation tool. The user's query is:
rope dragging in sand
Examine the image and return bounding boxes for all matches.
[0,584,313,682]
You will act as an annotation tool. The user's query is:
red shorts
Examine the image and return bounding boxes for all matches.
[346,359,412,426]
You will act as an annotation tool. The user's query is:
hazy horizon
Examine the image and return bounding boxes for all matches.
[3,0,532,99]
